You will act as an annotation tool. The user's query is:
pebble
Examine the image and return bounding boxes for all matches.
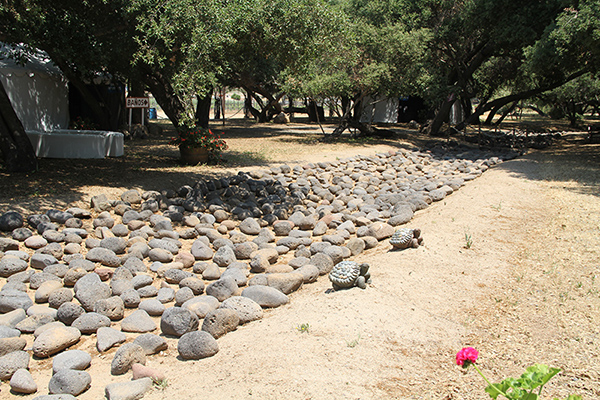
[105,377,153,400]
[96,327,127,352]
[48,369,91,396]
[160,307,198,337]
[52,349,92,373]
[177,330,219,360]
[0,350,29,380]
[9,367,37,393]
[111,343,146,375]
[121,309,156,333]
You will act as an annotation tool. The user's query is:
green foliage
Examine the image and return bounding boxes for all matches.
[485,364,561,400]
[297,323,310,333]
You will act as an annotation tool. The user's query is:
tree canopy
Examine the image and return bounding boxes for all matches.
[1,0,599,170]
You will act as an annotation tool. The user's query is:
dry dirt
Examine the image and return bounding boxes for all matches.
[0,120,599,399]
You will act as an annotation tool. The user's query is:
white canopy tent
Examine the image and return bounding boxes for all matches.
[0,43,123,158]
[0,44,69,131]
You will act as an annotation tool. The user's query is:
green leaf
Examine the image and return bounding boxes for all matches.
[520,364,561,391]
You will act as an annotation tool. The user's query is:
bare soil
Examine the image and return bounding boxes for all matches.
[1,120,599,399]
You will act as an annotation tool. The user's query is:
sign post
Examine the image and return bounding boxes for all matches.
[126,97,150,127]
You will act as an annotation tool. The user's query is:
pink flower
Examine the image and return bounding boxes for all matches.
[456,347,479,368]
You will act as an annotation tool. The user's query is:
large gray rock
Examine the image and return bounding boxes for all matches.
[201,308,239,338]
[133,333,168,355]
[32,325,81,357]
[111,343,146,375]
[0,211,24,232]
[205,277,238,302]
[0,350,30,379]
[0,289,33,313]
[0,257,28,278]
[86,247,121,267]
[160,307,198,337]
[138,298,165,316]
[94,296,125,320]
[99,237,127,255]
[212,245,236,267]
[48,369,91,396]
[96,327,126,352]
[105,377,153,400]
[15,314,56,333]
[57,302,86,326]
[0,238,19,252]
[220,296,263,324]
[121,310,156,333]
[248,272,303,295]
[9,367,37,393]
[241,285,290,308]
[182,296,220,318]
[0,325,21,338]
[294,264,320,283]
[71,312,111,334]
[0,308,26,328]
[177,331,219,360]
[0,336,27,356]
[75,282,111,312]
[52,349,92,373]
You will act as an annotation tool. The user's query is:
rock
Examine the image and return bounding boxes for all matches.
[94,296,125,320]
[0,257,28,278]
[177,330,219,360]
[0,238,19,252]
[213,245,236,267]
[30,253,58,270]
[138,299,165,316]
[96,327,126,352]
[160,307,198,337]
[0,325,21,338]
[201,308,239,338]
[121,310,156,333]
[365,222,395,240]
[131,363,165,382]
[105,377,153,400]
[182,296,220,318]
[309,252,334,275]
[179,277,205,295]
[86,247,121,267]
[16,314,56,333]
[52,349,92,373]
[121,189,142,204]
[111,343,146,376]
[0,350,30,379]
[148,248,173,263]
[71,312,111,334]
[12,227,33,241]
[57,302,86,326]
[0,308,26,328]
[201,263,221,280]
[205,277,238,301]
[0,289,33,313]
[48,369,91,396]
[99,237,127,254]
[239,218,261,235]
[0,211,24,232]
[48,288,74,309]
[74,281,111,312]
[249,272,303,294]
[9,368,37,394]
[120,288,141,308]
[0,336,27,356]
[133,333,168,355]
[295,264,320,283]
[25,235,48,249]
[241,285,290,308]
[220,296,263,324]
[35,280,64,303]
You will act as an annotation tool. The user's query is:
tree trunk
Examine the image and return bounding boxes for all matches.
[129,78,146,125]
[428,95,455,136]
[0,80,38,172]
[139,66,186,128]
[195,89,213,129]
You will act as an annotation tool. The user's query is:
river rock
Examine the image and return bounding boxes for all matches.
[0,289,33,313]
[0,336,27,356]
[121,310,156,333]
[241,285,290,308]
[133,333,168,355]
[71,312,111,334]
[177,330,219,360]
[220,296,263,324]
[201,308,239,338]
[160,307,198,337]
[52,349,92,373]
[111,343,146,375]
[9,368,37,393]
[205,277,238,301]
[105,377,153,400]
[0,350,29,379]
[96,327,126,352]
[48,369,91,396]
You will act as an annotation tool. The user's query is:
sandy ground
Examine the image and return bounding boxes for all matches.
[1,124,599,399]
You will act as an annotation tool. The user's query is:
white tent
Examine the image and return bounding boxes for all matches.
[0,44,69,131]
[360,96,399,124]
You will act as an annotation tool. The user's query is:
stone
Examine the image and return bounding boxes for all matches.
[148,248,173,263]
[177,330,219,360]
[202,263,222,280]
[16,314,56,333]
[30,253,58,270]
[52,350,92,373]
[48,370,91,396]
[0,257,28,277]
[71,312,111,334]
[96,326,127,352]
[121,189,142,204]
[94,296,125,320]
[139,299,165,316]
[105,377,153,400]
[0,307,26,328]
[213,245,236,267]
[121,310,156,333]
[0,336,27,356]
[182,295,220,318]
[131,363,165,382]
[0,289,33,313]
[0,211,24,232]
[241,285,290,308]
[30,271,61,289]
[309,252,334,275]
[99,237,127,254]
[25,235,48,249]
[9,368,37,394]
[120,289,141,308]
[111,343,146,375]
[179,277,205,295]
[57,302,86,326]
[133,333,168,355]
[220,296,263,324]
[48,288,75,309]
[365,222,395,240]
[346,237,365,256]
[239,218,261,235]
[0,350,30,379]
[12,227,33,241]
[0,238,19,252]
[86,247,121,267]
[205,277,238,301]
[35,280,64,303]
[160,307,198,337]
[201,308,239,339]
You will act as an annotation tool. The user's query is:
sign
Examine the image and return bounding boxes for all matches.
[126,97,150,108]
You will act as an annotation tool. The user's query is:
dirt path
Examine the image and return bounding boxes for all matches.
[2,129,599,400]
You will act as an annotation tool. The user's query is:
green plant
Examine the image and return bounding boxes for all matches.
[297,323,310,333]
[170,126,228,161]
[346,333,361,348]
[456,347,581,400]
[231,93,241,101]
[464,232,473,249]
[153,378,169,389]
